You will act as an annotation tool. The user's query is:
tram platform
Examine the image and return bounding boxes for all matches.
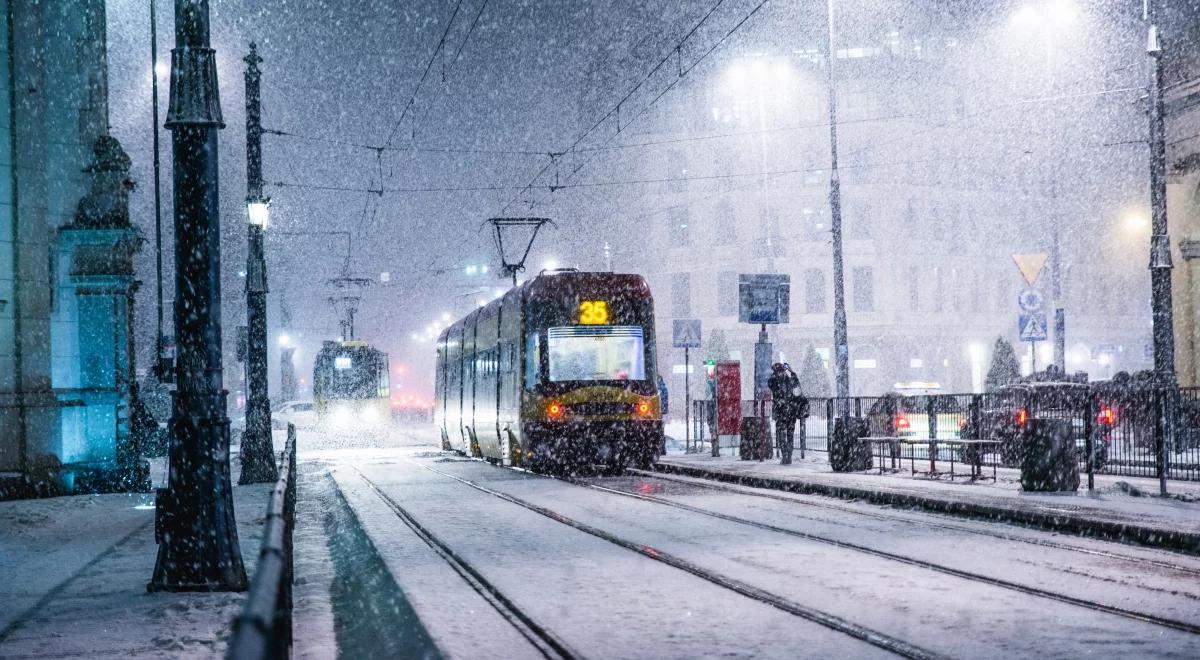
[0,454,273,659]
[656,451,1200,554]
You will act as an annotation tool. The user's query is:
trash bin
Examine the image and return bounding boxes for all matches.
[1020,418,1079,492]
[739,416,770,460]
[830,416,871,472]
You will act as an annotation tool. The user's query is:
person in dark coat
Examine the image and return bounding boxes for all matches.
[768,363,800,464]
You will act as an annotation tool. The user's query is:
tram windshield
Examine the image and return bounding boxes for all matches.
[547,326,646,382]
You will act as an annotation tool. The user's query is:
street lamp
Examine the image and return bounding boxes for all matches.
[237,43,278,486]
[247,198,269,228]
[149,0,246,593]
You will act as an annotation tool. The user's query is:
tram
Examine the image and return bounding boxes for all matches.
[434,269,663,473]
[313,339,392,431]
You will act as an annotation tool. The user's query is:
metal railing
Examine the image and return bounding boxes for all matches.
[690,387,1200,482]
[227,423,298,660]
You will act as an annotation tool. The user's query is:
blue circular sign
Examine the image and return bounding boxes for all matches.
[1018,288,1045,313]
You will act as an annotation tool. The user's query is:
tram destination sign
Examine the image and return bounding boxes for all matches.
[738,274,790,325]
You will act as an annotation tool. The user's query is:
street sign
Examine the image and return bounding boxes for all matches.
[1017,287,1045,313]
[1011,253,1048,286]
[672,319,702,348]
[1019,313,1048,341]
[738,274,790,324]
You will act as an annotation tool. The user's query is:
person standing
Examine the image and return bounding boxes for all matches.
[769,363,799,464]
[785,363,809,463]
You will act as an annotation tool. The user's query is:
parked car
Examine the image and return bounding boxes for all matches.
[272,400,317,430]
[970,382,1114,469]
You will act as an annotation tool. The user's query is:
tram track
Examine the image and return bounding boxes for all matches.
[575,472,1200,636]
[414,460,946,660]
[630,468,1200,576]
[353,468,579,660]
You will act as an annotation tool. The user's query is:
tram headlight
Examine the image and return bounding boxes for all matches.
[331,405,353,427]
[362,406,380,425]
[546,401,565,420]
[636,398,653,418]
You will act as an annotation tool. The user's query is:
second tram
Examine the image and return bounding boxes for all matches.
[313,339,392,431]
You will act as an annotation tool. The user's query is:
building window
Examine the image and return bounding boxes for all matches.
[714,198,736,245]
[852,266,873,312]
[934,267,945,312]
[802,206,825,242]
[849,201,871,239]
[805,268,826,314]
[668,206,689,247]
[908,265,919,310]
[668,149,687,192]
[671,273,691,316]
[718,271,738,316]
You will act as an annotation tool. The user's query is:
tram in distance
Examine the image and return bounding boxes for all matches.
[313,339,392,431]
[434,269,664,473]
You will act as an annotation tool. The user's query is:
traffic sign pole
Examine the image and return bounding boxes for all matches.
[684,346,690,454]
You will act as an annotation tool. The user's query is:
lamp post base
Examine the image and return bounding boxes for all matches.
[148,391,247,593]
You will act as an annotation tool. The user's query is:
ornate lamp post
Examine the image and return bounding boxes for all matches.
[149,0,246,592]
[239,43,278,484]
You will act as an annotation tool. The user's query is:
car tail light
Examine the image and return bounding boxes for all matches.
[893,415,910,431]
[636,399,653,417]
[1015,407,1029,427]
[546,402,564,420]
[1097,406,1116,427]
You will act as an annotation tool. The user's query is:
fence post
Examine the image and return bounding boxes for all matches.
[927,396,937,472]
[1158,386,1171,496]
[1084,391,1095,492]
[970,394,982,440]
[826,398,834,448]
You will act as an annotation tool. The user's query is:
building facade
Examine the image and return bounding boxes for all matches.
[589,7,1154,406]
[1,1,146,495]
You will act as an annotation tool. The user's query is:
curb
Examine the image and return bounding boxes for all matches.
[654,461,1200,555]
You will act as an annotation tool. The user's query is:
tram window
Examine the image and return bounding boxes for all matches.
[547,326,645,382]
[524,333,540,390]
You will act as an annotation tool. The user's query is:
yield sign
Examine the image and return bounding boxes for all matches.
[1011,253,1048,286]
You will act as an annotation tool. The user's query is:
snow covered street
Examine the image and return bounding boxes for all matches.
[292,424,1200,659]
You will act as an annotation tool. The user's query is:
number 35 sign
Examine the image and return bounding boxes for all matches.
[579,300,610,325]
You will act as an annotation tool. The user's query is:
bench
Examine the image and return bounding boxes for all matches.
[863,437,1002,482]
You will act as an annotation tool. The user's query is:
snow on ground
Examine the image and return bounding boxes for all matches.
[386,453,1200,659]
[659,451,1200,535]
[0,467,274,659]
[345,456,895,660]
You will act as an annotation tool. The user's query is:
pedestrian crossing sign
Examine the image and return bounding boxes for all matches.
[1019,313,1048,342]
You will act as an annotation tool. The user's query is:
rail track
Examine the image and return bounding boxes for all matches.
[354,469,579,660]
[629,468,1200,576]
[415,460,946,660]
[575,472,1200,636]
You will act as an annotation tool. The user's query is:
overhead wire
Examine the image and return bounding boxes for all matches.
[497,0,764,215]
[383,0,466,148]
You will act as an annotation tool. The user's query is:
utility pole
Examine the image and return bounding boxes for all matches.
[150,0,170,381]
[239,42,278,484]
[825,0,850,416]
[149,0,247,592]
[1146,0,1175,495]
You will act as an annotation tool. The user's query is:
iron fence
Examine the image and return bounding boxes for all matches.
[689,386,1200,481]
[227,423,298,660]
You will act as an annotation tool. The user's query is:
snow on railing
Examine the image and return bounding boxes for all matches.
[227,423,297,660]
